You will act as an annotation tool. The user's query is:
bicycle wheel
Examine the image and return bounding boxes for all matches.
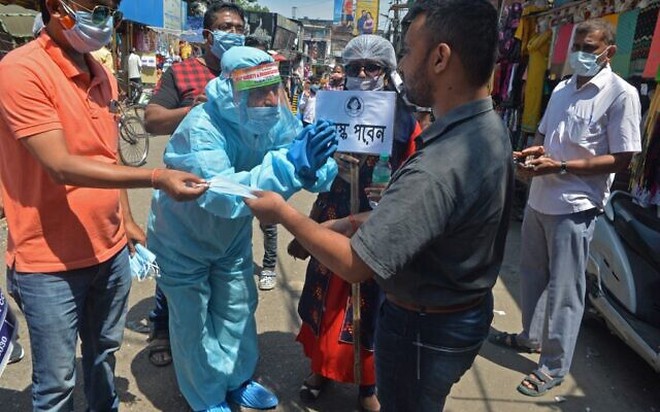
[119,115,149,167]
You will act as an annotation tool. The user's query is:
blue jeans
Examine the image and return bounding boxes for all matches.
[6,247,131,412]
[375,292,493,411]
[149,285,169,334]
[259,223,277,271]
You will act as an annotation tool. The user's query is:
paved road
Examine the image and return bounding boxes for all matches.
[1,134,658,412]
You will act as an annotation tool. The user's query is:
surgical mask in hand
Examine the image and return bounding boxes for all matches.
[211,30,245,60]
[345,75,385,91]
[61,11,114,53]
[207,176,256,199]
[569,48,609,77]
[129,244,160,281]
[244,106,280,136]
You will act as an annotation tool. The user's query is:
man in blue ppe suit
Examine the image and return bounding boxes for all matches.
[146,46,338,412]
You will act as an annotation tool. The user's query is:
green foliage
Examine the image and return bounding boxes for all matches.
[234,0,270,13]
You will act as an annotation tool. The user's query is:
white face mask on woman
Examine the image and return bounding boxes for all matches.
[345,75,385,91]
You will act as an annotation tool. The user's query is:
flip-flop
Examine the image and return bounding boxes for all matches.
[489,331,541,354]
[147,336,172,367]
[516,369,564,397]
[299,374,327,402]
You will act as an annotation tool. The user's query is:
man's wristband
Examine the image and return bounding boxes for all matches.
[151,168,164,188]
[559,160,568,175]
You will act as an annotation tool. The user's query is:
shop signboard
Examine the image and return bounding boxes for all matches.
[333,0,343,24]
[354,0,379,35]
[335,0,354,32]
[119,0,163,27]
[164,0,182,31]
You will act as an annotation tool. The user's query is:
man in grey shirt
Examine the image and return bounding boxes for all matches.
[245,0,513,410]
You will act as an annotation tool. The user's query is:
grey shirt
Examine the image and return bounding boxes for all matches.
[351,98,514,307]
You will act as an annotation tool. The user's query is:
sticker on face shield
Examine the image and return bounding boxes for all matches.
[232,63,281,92]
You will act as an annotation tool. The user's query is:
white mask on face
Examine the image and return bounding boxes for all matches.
[345,75,385,91]
[569,47,610,77]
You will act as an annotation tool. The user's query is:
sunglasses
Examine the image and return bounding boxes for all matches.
[60,0,123,27]
[344,62,384,77]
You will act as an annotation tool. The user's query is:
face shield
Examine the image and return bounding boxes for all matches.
[232,62,297,149]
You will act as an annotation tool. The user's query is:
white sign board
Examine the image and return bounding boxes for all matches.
[164,0,182,31]
[140,54,157,68]
[316,90,396,156]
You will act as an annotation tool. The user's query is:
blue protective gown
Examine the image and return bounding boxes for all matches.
[146,48,337,411]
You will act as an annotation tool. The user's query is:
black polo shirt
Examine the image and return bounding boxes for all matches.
[351,98,514,307]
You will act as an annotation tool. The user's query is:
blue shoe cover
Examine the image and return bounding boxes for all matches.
[227,380,278,409]
[201,401,230,412]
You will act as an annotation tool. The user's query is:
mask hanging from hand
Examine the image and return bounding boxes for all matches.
[345,75,385,91]
[60,12,113,53]
[569,47,610,77]
[129,244,160,281]
[210,30,245,60]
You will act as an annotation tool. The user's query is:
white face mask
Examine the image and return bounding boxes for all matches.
[569,47,610,77]
[345,75,385,91]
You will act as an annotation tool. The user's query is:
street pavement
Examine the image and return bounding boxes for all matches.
[1,134,659,412]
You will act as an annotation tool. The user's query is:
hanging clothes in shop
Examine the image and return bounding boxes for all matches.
[643,7,660,78]
[612,8,640,77]
[550,23,574,79]
[514,4,549,59]
[493,2,523,104]
[521,29,552,133]
[601,13,620,29]
[630,1,660,77]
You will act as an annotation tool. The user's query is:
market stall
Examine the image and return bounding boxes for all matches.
[494,0,660,151]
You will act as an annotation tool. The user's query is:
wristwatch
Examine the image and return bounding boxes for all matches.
[559,160,568,175]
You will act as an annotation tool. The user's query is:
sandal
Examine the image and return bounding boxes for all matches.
[147,332,172,367]
[516,369,564,397]
[299,374,327,402]
[489,331,541,354]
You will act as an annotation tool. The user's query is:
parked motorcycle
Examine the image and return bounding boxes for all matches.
[586,190,660,372]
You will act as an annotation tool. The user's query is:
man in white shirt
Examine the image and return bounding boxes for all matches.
[127,47,142,104]
[299,84,318,127]
[490,19,642,397]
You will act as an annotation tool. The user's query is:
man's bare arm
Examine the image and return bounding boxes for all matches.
[144,104,190,135]
[21,129,207,200]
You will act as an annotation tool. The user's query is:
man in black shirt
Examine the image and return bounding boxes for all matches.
[245,0,513,410]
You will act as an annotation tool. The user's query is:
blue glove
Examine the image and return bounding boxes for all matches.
[287,124,315,180]
[287,120,338,182]
[308,120,338,172]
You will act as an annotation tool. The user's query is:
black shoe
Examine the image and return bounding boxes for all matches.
[8,341,25,364]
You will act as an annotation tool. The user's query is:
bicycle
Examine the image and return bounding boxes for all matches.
[117,101,149,167]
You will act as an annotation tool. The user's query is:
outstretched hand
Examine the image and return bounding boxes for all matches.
[154,169,209,201]
[244,190,289,225]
